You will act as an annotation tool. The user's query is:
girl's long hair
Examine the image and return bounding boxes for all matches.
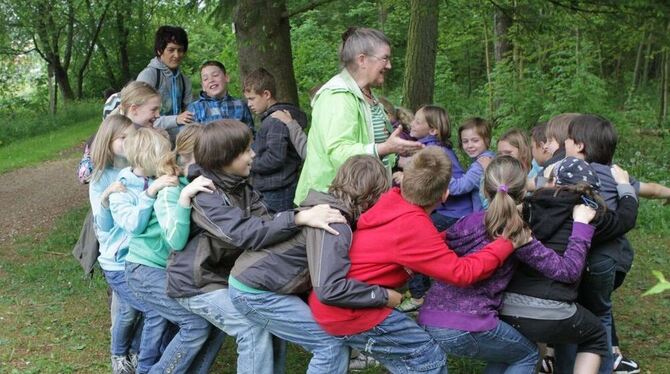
[421,105,452,148]
[119,81,160,115]
[90,114,134,182]
[498,128,532,173]
[483,156,529,244]
[328,155,390,221]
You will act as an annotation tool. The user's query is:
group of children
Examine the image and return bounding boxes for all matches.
[77,24,670,374]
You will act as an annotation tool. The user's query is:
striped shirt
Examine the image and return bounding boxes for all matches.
[370,103,391,166]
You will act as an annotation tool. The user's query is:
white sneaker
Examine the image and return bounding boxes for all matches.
[613,353,640,374]
[111,355,134,374]
[348,352,380,371]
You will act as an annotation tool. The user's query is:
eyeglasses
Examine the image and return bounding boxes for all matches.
[367,54,391,64]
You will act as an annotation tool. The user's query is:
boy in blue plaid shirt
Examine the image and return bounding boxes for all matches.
[187,60,255,134]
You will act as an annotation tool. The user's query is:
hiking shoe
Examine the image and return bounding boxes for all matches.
[349,353,380,371]
[111,355,134,374]
[128,352,138,370]
[613,354,640,374]
[395,297,424,313]
[539,355,555,373]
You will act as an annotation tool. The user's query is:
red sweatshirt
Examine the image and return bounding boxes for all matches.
[308,187,514,335]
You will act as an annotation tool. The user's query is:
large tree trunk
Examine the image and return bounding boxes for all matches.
[115,0,132,83]
[401,0,439,111]
[77,0,109,98]
[48,64,57,114]
[494,7,512,62]
[233,0,299,105]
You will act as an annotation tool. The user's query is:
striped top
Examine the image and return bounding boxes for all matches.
[370,103,391,167]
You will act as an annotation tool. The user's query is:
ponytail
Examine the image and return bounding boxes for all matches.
[483,156,528,245]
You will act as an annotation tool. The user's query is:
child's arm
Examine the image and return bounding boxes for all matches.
[639,182,670,201]
[241,104,255,136]
[395,213,515,287]
[515,205,596,283]
[307,224,402,309]
[448,159,485,195]
[91,181,126,232]
[592,166,639,243]
[109,189,156,235]
[251,122,291,174]
[270,110,307,159]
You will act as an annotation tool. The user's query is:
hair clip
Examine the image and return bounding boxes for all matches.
[580,195,598,209]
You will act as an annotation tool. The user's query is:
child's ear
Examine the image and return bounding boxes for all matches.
[429,128,439,136]
[263,90,272,100]
[575,141,585,153]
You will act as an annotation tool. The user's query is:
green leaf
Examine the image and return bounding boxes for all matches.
[642,270,670,296]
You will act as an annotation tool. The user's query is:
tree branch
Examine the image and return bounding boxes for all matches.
[287,0,338,18]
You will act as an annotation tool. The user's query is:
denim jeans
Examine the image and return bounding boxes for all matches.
[229,285,349,374]
[109,289,142,354]
[340,310,447,374]
[176,288,285,374]
[425,321,539,374]
[125,262,223,374]
[104,270,162,373]
[261,183,297,214]
[554,254,616,374]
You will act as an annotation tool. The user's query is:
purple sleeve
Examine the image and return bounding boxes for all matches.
[514,222,595,283]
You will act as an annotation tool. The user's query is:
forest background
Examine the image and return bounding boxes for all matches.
[0,0,669,372]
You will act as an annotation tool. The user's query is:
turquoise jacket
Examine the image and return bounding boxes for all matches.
[90,167,127,272]
[294,69,394,205]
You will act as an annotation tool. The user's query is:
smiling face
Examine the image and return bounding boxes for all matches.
[223,144,255,177]
[409,108,436,140]
[363,44,391,87]
[460,128,487,158]
[497,140,520,160]
[158,42,185,70]
[201,65,230,99]
[129,96,161,127]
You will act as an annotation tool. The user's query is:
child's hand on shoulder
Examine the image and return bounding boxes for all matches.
[295,204,347,235]
[179,176,214,207]
[102,181,126,207]
[573,204,596,224]
[270,110,294,124]
[509,227,532,249]
[386,289,403,308]
[477,155,492,169]
[147,175,179,198]
[392,171,404,185]
[611,165,630,185]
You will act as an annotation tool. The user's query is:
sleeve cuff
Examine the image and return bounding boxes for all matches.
[366,143,378,157]
[617,183,638,201]
[572,221,596,240]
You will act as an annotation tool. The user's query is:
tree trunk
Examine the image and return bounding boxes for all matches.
[494,7,512,62]
[401,0,439,111]
[77,0,109,98]
[115,0,132,83]
[630,34,645,94]
[641,33,653,86]
[48,64,57,114]
[483,16,493,117]
[233,0,299,105]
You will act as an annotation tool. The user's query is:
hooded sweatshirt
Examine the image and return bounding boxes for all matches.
[137,57,193,132]
[307,187,514,336]
[166,164,299,299]
[90,167,127,271]
[251,103,308,192]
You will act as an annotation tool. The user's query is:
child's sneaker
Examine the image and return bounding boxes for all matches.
[111,355,134,374]
[128,352,138,370]
[613,353,640,374]
[539,355,555,373]
[348,353,380,371]
[395,297,424,313]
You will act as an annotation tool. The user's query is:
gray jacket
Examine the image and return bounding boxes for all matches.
[231,190,389,308]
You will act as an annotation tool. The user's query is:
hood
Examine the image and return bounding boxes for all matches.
[117,167,148,190]
[300,189,354,224]
[356,187,420,230]
[524,188,581,241]
[445,211,488,256]
[148,57,179,76]
[418,135,442,147]
[262,103,308,129]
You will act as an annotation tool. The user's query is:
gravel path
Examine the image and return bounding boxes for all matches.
[0,151,88,245]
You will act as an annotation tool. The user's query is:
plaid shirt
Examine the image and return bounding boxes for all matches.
[187,92,255,134]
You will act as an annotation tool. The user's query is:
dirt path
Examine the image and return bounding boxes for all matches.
[0,149,88,245]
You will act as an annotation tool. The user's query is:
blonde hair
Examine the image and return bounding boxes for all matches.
[124,127,177,177]
[497,128,532,172]
[90,114,134,182]
[119,81,160,114]
[328,155,390,221]
[395,107,414,132]
[483,156,529,244]
[401,147,452,208]
[420,105,452,147]
[546,113,580,147]
[175,124,203,171]
[458,117,492,149]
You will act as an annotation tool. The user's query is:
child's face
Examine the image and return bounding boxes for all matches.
[201,66,230,98]
[531,139,550,165]
[564,138,585,159]
[223,144,255,177]
[409,108,436,139]
[244,90,272,115]
[129,96,161,127]
[158,42,186,70]
[111,128,131,157]
[497,140,520,160]
[544,137,560,155]
[460,129,487,158]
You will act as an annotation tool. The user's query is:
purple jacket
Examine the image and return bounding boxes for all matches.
[418,211,595,332]
[417,135,472,219]
[448,150,495,213]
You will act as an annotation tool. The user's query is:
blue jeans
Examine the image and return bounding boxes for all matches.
[261,183,297,214]
[104,270,162,373]
[176,288,284,374]
[340,310,447,374]
[554,254,616,374]
[425,321,539,374]
[229,285,349,374]
[125,262,223,374]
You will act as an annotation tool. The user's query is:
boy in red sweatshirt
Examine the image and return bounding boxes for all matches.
[307,147,523,373]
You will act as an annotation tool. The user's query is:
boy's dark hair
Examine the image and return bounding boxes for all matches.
[154,26,188,57]
[458,117,492,148]
[568,114,618,165]
[401,147,452,208]
[243,68,277,97]
[195,120,252,171]
[200,60,227,74]
[530,122,547,144]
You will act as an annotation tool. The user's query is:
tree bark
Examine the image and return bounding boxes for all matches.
[34,2,75,101]
[233,0,299,105]
[494,7,512,62]
[401,0,439,111]
[115,0,132,83]
[630,34,645,94]
[77,0,110,98]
